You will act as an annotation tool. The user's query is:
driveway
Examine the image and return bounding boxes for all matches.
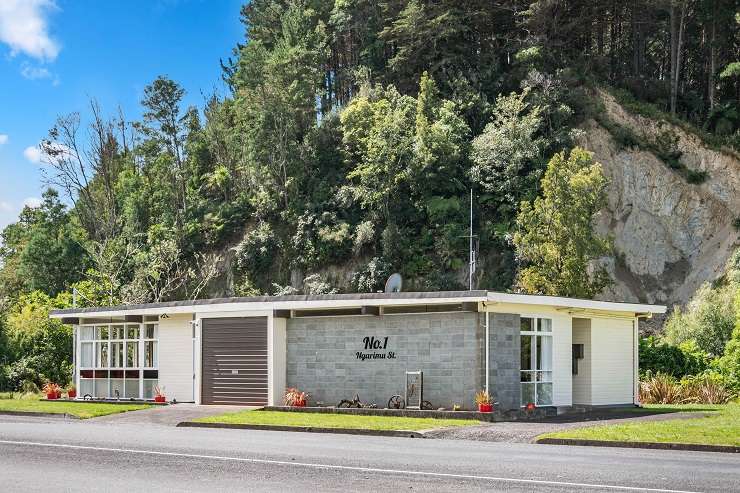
[90,403,254,426]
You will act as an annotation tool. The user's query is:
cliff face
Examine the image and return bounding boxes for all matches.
[579,90,740,305]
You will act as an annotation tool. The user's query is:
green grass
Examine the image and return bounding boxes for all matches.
[539,403,740,446]
[0,396,153,419]
[194,410,481,431]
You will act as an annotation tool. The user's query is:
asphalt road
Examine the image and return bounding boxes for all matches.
[0,415,738,492]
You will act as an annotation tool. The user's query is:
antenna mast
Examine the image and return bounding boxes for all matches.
[468,189,476,290]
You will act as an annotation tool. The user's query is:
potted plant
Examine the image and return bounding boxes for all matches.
[43,382,61,400]
[66,386,77,399]
[525,402,536,411]
[475,390,493,413]
[283,387,309,407]
[153,385,166,403]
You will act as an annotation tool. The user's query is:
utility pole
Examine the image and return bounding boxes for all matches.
[466,189,478,290]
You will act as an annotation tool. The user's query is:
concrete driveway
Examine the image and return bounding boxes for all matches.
[90,403,254,426]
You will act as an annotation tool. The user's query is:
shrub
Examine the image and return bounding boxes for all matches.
[639,372,685,404]
[686,169,708,184]
[639,337,710,378]
[679,373,734,404]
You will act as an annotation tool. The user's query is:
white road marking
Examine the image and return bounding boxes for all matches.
[0,439,701,493]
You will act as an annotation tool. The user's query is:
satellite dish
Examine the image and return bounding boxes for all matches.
[385,273,403,293]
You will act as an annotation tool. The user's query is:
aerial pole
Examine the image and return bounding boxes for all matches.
[469,189,476,290]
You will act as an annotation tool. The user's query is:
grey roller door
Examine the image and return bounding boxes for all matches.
[201,317,268,405]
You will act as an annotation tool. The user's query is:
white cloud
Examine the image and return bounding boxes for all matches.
[23,197,42,208]
[19,62,60,85]
[0,134,8,145]
[23,145,43,163]
[0,0,60,61]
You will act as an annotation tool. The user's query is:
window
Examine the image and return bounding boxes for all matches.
[520,317,553,406]
[78,322,158,400]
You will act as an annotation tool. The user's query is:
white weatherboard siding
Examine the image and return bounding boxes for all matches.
[486,303,572,407]
[269,317,287,406]
[571,318,592,405]
[158,314,194,402]
[589,317,635,405]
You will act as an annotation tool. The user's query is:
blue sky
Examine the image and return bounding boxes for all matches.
[0,0,244,230]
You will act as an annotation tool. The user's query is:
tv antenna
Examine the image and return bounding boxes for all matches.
[384,273,403,293]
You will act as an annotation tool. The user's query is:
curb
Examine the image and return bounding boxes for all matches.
[176,421,424,438]
[535,437,740,454]
[0,410,80,419]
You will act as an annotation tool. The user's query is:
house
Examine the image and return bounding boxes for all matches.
[49,290,665,410]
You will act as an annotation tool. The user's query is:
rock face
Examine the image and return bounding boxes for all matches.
[579,90,740,305]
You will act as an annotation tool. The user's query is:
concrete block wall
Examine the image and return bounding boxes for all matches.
[286,312,483,410]
[489,313,521,410]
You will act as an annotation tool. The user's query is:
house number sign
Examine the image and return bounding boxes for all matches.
[356,336,396,361]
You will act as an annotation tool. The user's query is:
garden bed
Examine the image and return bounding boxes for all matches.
[263,405,556,422]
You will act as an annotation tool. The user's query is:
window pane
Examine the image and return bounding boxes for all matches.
[538,318,552,332]
[126,342,139,368]
[145,324,157,339]
[537,371,553,382]
[520,317,533,332]
[520,335,532,370]
[538,336,553,371]
[127,326,139,340]
[81,342,93,367]
[80,327,94,340]
[521,383,536,406]
[94,378,108,398]
[80,378,93,397]
[96,326,109,340]
[96,342,109,368]
[144,341,157,367]
[110,379,124,398]
[520,371,534,382]
[111,342,124,368]
[143,379,158,399]
[111,326,124,339]
[537,383,553,405]
[124,377,140,399]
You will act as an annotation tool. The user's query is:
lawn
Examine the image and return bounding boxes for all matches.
[194,410,481,431]
[0,395,153,419]
[539,403,740,447]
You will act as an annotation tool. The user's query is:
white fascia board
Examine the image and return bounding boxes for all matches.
[486,292,666,315]
[50,295,488,319]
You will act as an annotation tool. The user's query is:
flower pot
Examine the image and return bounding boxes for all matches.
[293,400,307,407]
[46,392,58,400]
[478,403,493,413]
[154,395,166,403]
[56,391,62,399]
[67,390,76,399]
[525,402,536,411]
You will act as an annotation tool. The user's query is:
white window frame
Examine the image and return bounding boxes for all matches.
[520,316,553,406]
[77,322,159,400]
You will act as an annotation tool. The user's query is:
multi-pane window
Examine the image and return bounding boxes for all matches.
[78,322,158,400]
[520,317,553,406]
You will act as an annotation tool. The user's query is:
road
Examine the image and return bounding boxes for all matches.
[0,415,738,492]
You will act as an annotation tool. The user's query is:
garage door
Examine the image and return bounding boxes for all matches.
[201,317,268,405]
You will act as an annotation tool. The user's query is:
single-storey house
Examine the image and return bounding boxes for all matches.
[50,291,665,411]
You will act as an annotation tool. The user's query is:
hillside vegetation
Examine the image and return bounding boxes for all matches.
[1,1,738,391]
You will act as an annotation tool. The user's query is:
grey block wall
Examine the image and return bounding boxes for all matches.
[286,312,483,410]
[488,313,521,410]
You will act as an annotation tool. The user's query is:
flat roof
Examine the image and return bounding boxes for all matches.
[50,290,665,318]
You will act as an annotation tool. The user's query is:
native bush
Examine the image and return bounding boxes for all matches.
[639,337,711,378]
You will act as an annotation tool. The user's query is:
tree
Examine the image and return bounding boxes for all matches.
[470,89,545,215]
[513,147,612,298]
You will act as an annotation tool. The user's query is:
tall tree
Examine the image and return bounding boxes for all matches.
[513,148,612,298]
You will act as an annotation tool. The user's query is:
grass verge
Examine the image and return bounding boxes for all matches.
[0,397,152,419]
[538,403,739,447]
[194,410,480,431]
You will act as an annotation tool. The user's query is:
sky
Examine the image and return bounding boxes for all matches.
[0,0,244,231]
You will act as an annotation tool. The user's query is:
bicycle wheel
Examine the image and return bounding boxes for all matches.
[337,400,353,408]
[387,395,405,409]
[421,400,434,410]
